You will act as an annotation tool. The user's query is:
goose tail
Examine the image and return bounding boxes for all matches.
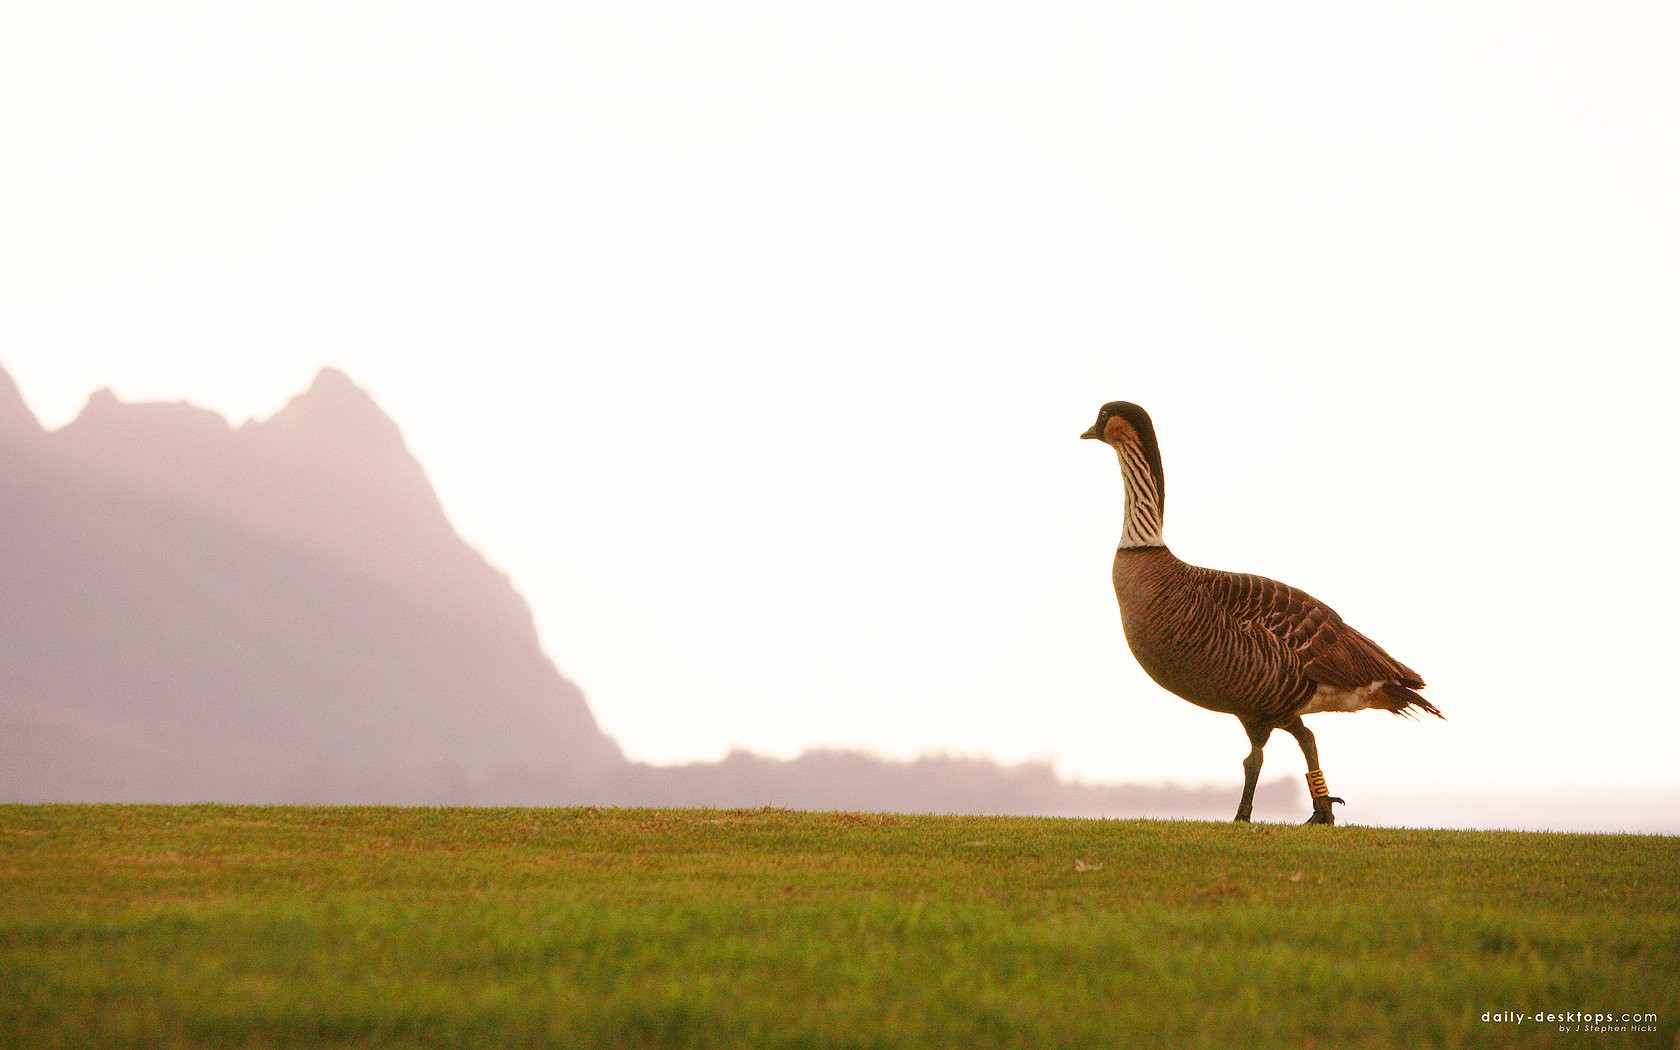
[1376,681,1443,720]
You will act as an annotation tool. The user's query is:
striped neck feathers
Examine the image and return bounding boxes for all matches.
[1115,435,1165,548]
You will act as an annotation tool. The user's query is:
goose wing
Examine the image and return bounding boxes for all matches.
[1196,568,1426,691]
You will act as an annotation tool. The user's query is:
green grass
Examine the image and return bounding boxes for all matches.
[1,806,1676,1049]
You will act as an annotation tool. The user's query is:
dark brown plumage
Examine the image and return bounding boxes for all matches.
[1082,401,1441,825]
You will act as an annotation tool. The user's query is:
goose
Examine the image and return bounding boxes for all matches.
[1082,401,1440,825]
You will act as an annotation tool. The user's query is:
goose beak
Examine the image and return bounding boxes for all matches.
[1080,423,1102,441]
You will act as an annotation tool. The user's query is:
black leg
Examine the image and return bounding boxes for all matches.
[1234,722,1272,822]
[1283,716,1343,825]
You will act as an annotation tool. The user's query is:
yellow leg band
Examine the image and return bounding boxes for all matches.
[1307,770,1330,799]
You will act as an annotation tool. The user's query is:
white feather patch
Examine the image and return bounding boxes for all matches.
[1300,680,1394,714]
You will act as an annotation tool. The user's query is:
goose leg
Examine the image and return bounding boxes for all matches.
[1234,723,1272,822]
[1283,717,1344,825]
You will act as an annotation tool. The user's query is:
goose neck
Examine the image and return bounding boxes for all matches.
[1117,441,1165,548]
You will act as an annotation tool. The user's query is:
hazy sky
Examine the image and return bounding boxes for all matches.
[4,3,1678,826]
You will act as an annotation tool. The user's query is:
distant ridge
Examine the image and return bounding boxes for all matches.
[51,368,530,640]
[0,363,1298,817]
[1,364,622,802]
[0,368,43,442]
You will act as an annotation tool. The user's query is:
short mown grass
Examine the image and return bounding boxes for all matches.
[2,805,1675,1048]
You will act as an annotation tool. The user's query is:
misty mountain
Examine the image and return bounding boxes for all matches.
[0,364,1295,816]
[1,365,621,802]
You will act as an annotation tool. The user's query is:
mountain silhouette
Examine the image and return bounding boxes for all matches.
[0,365,1295,816]
[1,365,621,802]
[0,368,41,443]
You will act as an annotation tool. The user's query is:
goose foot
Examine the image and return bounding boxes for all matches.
[1304,796,1345,825]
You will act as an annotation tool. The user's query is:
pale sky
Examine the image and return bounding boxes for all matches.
[4,2,1678,828]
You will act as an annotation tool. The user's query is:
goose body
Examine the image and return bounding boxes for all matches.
[1083,401,1440,824]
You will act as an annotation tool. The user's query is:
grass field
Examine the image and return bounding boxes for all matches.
[1,805,1676,1049]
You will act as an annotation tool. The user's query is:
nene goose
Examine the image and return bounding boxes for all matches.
[1082,401,1440,825]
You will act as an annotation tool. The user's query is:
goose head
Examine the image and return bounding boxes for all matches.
[1082,400,1167,517]
[1081,401,1160,461]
